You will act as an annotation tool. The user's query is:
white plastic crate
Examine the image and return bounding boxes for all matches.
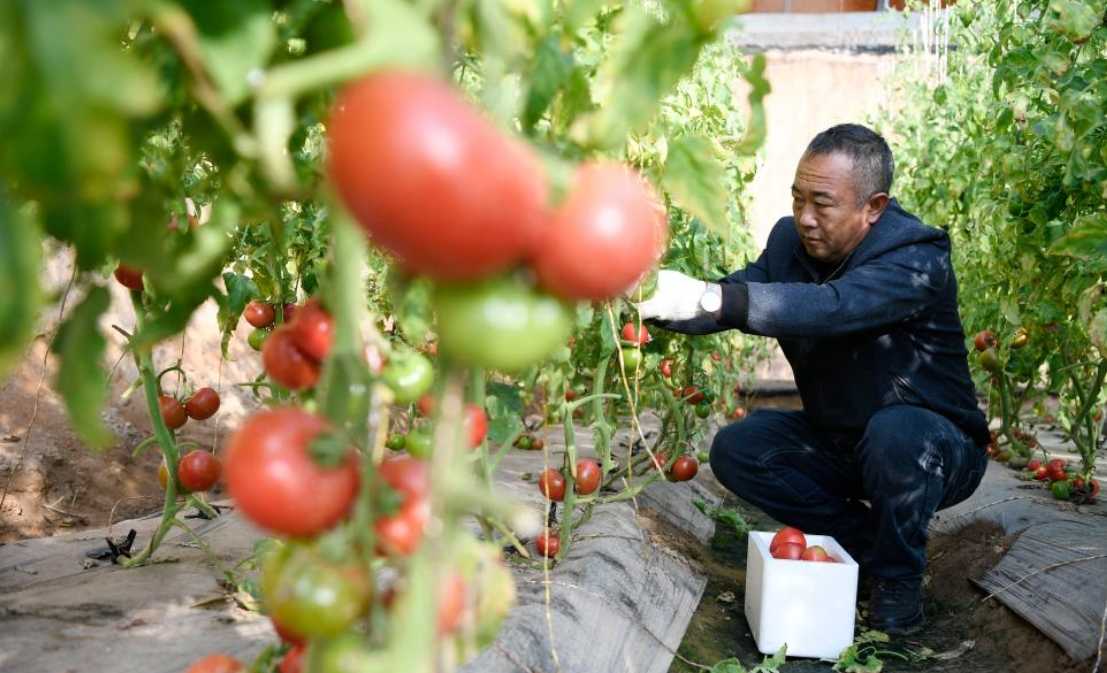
[744,531,859,660]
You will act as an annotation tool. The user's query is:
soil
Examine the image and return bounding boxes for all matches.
[669,500,1090,673]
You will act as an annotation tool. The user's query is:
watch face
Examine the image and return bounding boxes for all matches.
[701,289,722,312]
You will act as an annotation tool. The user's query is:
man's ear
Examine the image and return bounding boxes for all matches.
[865,193,890,224]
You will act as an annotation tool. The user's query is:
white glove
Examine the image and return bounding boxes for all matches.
[635,270,709,321]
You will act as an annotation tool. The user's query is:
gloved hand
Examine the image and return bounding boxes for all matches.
[635,270,709,321]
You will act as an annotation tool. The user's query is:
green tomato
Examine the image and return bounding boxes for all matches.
[248,327,270,351]
[263,545,370,639]
[307,633,388,673]
[515,435,533,450]
[385,434,406,451]
[979,348,1002,374]
[620,347,642,370]
[695,401,711,419]
[404,430,433,459]
[433,276,572,373]
[381,351,434,404]
[1051,480,1072,500]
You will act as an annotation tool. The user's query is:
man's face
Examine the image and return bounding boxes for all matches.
[791,152,886,263]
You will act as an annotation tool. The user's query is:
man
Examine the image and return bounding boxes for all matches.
[637,124,989,635]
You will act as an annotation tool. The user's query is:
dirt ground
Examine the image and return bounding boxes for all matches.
[669,499,1090,673]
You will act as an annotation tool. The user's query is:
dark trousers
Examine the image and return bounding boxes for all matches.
[709,404,987,580]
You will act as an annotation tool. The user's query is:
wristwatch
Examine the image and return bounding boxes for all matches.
[699,283,723,316]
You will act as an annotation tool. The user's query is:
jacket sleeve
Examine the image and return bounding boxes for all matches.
[646,245,772,336]
[727,241,951,338]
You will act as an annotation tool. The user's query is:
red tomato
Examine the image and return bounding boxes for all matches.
[272,616,306,647]
[263,326,321,390]
[536,529,560,558]
[178,450,221,492]
[282,303,299,323]
[574,459,602,495]
[375,456,430,556]
[669,456,699,482]
[244,301,275,328]
[290,298,334,362]
[185,387,220,420]
[185,655,243,673]
[538,468,566,502]
[729,407,747,421]
[534,162,667,301]
[416,394,435,417]
[770,527,806,554]
[465,403,488,448]
[437,573,468,635]
[1034,466,1049,481]
[1026,459,1042,472]
[771,542,805,560]
[685,387,706,405]
[328,71,548,281]
[114,265,145,291]
[621,322,650,346]
[224,408,359,537]
[157,459,186,493]
[974,330,996,352]
[650,452,670,471]
[565,389,578,401]
[660,359,672,378]
[278,645,305,673]
[159,395,187,430]
[1047,458,1066,472]
[711,352,722,362]
[800,545,830,562]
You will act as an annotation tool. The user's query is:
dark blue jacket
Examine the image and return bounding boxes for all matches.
[656,199,990,447]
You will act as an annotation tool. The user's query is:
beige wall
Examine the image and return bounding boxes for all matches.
[737,50,902,380]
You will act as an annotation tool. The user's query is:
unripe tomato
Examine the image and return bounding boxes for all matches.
[403,430,433,459]
[538,468,566,501]
[620,347,643,370]
[669,455,699,482]
[114,265,144,291]
[1010,327,1029,349]
[159,395,187,430]
[381,352,434,404]
[1051,480,1072,500]
[185,387,220,420]
[979,348,1002,374]
[263,544,371,639]
[695,401,711,419]
[248,328,270,351]
[535,529,560,558]
[621,322,650,346]
[262,326,321,390]
[515,435,533,450]
[244,301,275,328]
[385,434,407,451]
[534,162,667,301]
[157,459,187,493]
[290,299,334,362]
[974,330,996,352]
[327,71,548,280]
[574,459,602,495]
[225,408,358,537]
[178,450,221,492]
[801,545,831,562]
[185,654,243,673]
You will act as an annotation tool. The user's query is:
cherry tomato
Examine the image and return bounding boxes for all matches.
[1026,458,1042,472]
[328,71,548,280]
[1010,327,1029,349]
[178,450,221,492]
[538,468,566,501]
[695,401,711,419]
[659,359,673,378]
[620,347,642,370]
[771,542,805,560]
[159,395,187,430]
[1034,466,1049,481]
[290,298,334,362]
[381,352,434,404]
[403,430,433,459]
[535,529,560,558]
[433,276,573,373]
[1051,480,1072,500]
[263,544,371,639]
[416,394,436,417]
[185,654,243,673]
[465,404,488,448]
[565,389,578,401]
[281,303,299,323]
[515,435,533,450]
[685,387,706,404]
[669,456,699,482]
[437,572,468,635]
[650,452,670,471]
[534,162,667,301]
[225,408,359,537]
[530,436,545,450]
[278,645,305,673]
[800,545,830,562]
[263,326,321,390]
[114,265,144,291]
[248,328,270,351]
[375,456,430,556]
[385,434,407,451]
[979,347,1002,373]
[770,527,806,554]
[621,322,650,346]
[729,406,747,421]
[157,459,187,493]
[185,387,220,420]
[574,459,602,495]
[974,330,996,352]
[244,301,275,328]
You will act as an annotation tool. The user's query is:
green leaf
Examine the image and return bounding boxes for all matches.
[0,198,42,379]
[523,36,574,132]
[180,0,278,105]
[663,135,729,236]
[833,644,884,673]
[52,286,113,449]
[709,658,748,673]
[1050,212,1107,259]
[485,381,524,445]
[1047,0,1102,43]
[750,644,788,672]
[216,272,259,356]
[735,53,770,155]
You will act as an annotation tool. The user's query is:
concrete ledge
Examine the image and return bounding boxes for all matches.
[726,11,925,53]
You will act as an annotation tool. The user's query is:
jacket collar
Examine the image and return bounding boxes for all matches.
[791,198,902,282]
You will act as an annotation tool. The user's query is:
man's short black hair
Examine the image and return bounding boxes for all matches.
[804,124,894,205]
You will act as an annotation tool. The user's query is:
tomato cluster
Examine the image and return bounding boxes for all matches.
[262,298,334,390]
[769,527,838,563]
[158,387,221,430]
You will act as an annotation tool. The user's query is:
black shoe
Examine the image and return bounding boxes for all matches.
[868,577,925,635]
